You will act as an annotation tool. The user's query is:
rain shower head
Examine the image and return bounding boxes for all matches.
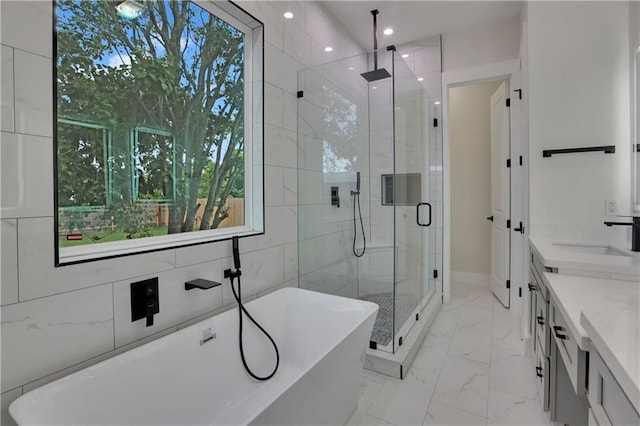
[361,68,391,82]
[361,9,391,83]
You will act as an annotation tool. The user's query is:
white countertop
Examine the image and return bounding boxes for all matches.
[581,304,640,415]
[531,237,640,414]
[529,236,640,278]
[543,272,640,413]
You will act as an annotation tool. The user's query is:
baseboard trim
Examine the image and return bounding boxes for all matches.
[451,271,490,286]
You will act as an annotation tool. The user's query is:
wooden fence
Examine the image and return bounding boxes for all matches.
[155,198,244,229]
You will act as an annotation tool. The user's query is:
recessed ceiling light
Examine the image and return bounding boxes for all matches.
[434,101,441,105]
[324,46,333,53]
[383,28,394,35]
[283,11,294,19]
[348,67,355,71]
[417,77,424,82]
[401,54,409,58]
[372,86,378,90]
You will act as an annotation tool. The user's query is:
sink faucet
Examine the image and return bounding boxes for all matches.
[604,216,640,252]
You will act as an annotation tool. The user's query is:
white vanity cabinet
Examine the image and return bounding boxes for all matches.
[588,348,640,425]
[529,253,551,411]
[547,297,589,425]
[549,299,588,396]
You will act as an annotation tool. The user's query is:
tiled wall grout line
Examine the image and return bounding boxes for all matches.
[12,45,16,133]
[15,218,20,302]
[6,280,113,306]
[111,283,116,350]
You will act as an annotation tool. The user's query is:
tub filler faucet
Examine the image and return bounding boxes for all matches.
[604,216,640,252]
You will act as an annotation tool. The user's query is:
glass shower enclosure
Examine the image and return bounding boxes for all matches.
[297,47,442,354]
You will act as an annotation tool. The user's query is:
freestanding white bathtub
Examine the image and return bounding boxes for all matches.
[9,287,378,425]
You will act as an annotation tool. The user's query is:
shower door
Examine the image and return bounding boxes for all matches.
[391,50,431,346]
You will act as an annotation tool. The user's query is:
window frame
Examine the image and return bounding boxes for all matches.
[53,0,265,266]
[130,126,177,204]
[56,118,113,208]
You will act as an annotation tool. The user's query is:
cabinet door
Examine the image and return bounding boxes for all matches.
[550,300,587,395]
[588,348,640,425]
[535,334,550,412]
[549,338,589,425]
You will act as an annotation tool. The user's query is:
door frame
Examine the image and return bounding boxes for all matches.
[441,59,525,318]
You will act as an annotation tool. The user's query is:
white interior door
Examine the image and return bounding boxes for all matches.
[489,81,511,307]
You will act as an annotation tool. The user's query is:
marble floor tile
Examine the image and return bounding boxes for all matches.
[489,345,541,401]
[450,281,471,296]
[347,371,388,425]
[411,334,450,373]
[486,389,549,425]
[441,295,466,312]
[423,401,488,425]
[367,366,439,426]
[464,289,496,309]
[359,413,397,425]
[456,307,493,333]
[431,355,490,417]
[448,327,492,364]
[428,309,460,338]
[491,317,522,349]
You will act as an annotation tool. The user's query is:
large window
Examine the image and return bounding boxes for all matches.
[55,0,264,264]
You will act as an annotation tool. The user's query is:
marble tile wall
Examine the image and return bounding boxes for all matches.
[0,1,363,421]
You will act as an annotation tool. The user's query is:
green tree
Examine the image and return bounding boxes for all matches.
[56,0,246,238]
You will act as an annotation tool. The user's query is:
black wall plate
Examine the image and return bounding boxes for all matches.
[131,277,159,322]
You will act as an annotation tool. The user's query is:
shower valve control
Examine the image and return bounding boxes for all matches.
[331,186,340,208]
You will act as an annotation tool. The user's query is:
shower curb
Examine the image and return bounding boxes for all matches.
[363,295,442,379]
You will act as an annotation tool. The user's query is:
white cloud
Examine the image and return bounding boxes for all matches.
[106,53,132,68]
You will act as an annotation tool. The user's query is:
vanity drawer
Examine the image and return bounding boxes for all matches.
[531,251,555,278]
[549,300,587,395]
[536,335,550,412]
[529,266,538,354]
[588,349,640,426]
[535,286,549,355]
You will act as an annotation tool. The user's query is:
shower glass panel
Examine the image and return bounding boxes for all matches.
[297,53,370,303]
[297,47,438,355]
[391,50,429,344]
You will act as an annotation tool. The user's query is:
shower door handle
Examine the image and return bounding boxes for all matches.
[416,202,432,227]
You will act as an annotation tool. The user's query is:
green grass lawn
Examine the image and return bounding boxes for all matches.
[59,226,169,248]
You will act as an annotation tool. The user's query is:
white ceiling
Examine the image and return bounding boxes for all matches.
[321,1,523,50]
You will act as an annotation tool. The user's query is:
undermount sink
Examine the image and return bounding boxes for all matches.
[552,243,632,257]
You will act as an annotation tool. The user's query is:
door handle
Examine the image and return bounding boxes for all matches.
[486,216,494,222]
[553,325,568,340]
[416,202,432,227]
[514,222,524,233]
[537,315,544,325]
